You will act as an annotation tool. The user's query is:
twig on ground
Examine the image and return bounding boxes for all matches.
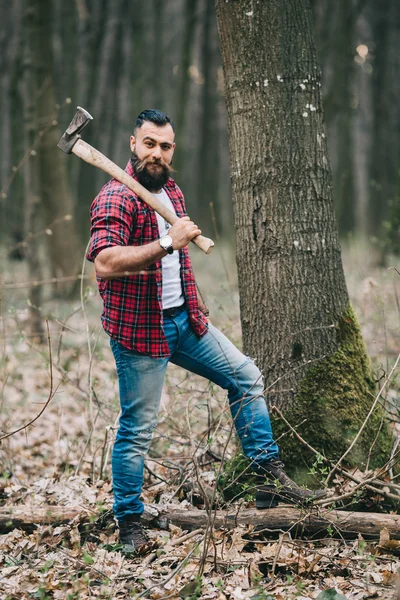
[145,463,169,485]
[169,528,204,547]
[0,320,62,441]
[271,532,289,580]
[141,551,157,567]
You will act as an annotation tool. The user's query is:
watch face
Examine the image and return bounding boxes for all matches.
[160,235,173,251]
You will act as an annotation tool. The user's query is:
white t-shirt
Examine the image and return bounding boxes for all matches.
[153,188,185,310]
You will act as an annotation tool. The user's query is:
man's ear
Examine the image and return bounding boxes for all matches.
[130,135,136,153]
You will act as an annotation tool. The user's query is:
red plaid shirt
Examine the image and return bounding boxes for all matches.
[86,159,208,357]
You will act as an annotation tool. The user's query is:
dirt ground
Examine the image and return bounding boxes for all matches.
[0,240,399,599]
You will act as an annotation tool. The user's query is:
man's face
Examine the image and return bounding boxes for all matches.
[130,121,176,192]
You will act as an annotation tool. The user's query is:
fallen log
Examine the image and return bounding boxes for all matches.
[149,505,400,540]
[0,505,91,532]
[1,503,400,539]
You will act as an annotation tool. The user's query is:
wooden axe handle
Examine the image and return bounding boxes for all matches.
[73,139,214,254]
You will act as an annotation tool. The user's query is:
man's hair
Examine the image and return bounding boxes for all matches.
[134,109,175,135]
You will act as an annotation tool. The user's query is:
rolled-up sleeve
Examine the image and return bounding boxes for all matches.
[86,187,135,263]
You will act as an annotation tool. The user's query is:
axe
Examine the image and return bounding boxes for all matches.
[58,107,214,254]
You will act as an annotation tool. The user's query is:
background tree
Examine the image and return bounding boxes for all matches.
[215,0,390,473]
[2,0,400,253]
[21,0,43,341]
[34,0,82,293]
[0,0,399,332]
[368,0,400,259]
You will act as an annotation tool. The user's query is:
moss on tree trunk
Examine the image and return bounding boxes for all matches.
[272,304,392,480]
[219,304,392,497]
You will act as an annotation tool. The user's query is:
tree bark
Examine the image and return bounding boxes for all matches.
[1,0,23,247]
[195,0,220,231]
[2,503,400,540]
[173,0,199,177]
[329,0,357,235]
[73,0,103,241]
[21,0,44,342]
[148,505,400,540]
[368,0,400,258]
[91,0,127,192]
[0,505,89,532]
[152,0,165,109]
[215,0,390,473]
[112,16,134,170]
[353,11,372,238]
[33,0,82,295]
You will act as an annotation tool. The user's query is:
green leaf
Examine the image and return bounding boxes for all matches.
[316,590,348,600]
[82,551,94,565]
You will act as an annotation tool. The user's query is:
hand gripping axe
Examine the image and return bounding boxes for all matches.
[58,107,214,254]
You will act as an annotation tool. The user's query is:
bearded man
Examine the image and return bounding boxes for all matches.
[86,109,324,552]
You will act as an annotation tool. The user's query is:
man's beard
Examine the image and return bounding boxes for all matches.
[131,151,174,192]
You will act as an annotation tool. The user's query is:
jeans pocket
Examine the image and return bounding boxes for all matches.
[110,337,142,358]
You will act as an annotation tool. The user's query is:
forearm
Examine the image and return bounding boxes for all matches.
[93,216,201,280]
[94,241,167,279]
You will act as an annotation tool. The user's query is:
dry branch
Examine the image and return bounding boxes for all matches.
[2,503,400,540]
[0,320,59,441]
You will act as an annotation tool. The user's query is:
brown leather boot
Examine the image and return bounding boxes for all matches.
[118,514,148,551]
[253,460,326,509]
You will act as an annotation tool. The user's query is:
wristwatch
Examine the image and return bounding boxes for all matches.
[160,235,174,255]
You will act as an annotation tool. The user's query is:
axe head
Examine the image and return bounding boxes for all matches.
[57,106,93,153]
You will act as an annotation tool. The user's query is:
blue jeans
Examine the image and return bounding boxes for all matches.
[110,308,279,520]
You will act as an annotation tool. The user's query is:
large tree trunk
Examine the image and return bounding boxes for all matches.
[215,0,390,474]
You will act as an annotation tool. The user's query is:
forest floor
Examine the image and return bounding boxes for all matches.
[0,239,400,599]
